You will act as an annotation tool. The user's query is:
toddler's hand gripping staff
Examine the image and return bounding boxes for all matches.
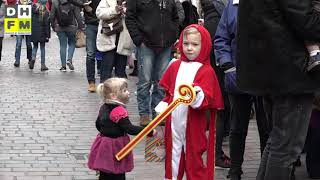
[115,84,196,161]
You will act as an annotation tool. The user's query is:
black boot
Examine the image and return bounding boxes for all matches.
[129,60,138,76]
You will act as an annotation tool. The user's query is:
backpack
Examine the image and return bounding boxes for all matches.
[56,0,74,26]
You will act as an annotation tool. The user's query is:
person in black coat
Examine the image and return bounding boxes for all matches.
[237,0,320,179]
[200,0,232,169]
[30,0,51,71]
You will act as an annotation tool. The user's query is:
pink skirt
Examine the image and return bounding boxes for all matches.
[87,134,134,174]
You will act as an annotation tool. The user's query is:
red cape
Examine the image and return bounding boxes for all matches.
[160,24,224,180]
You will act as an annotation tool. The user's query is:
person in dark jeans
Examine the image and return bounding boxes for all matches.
[126,0,179,126]
[214,0,271,179]
[86,23,99,92]
[64,0,101,92]
[14,35,32,67]
[237,0,320,179]
[13,0,33,67]
[96,0,134,82]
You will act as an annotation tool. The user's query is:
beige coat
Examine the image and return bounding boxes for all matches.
[96,0,134,56]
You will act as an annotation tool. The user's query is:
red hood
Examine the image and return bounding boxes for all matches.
[178,24,212,65]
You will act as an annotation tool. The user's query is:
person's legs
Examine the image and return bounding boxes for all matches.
[256,94,313,180]
[254,96,272,155]
[228,94,252,179]
[40,42,48,71]
[129,49,138,76]
[56,31,68,69]
[31,42,38,61]
[14,35,23,66]
[38,42,45,65]
[66,31,76,60]
[99,171,125,180]
[85,25,98,91]
[100,50,115,83]
[150,47,171,119]
[114,53,128,78]
[25,35,32,62]
[256,96,272,180]
[66,31,76,70]
[136,45,155,126]
[0,37,3,61]
[30,42,38,69]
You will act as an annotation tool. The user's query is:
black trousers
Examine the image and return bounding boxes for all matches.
[256,94,313,180]
[210,50,231,160]
[228,94,272,176]
[99,171,125,180]
[0,37,3,61]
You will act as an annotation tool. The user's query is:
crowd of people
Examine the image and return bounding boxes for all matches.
[0,0,320,179]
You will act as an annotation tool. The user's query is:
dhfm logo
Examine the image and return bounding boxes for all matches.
[4,5,32,35]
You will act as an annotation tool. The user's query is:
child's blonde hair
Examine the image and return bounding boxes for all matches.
[183,27,201,39]
[97,78,128,101]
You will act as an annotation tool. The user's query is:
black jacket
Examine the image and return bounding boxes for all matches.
[96,104,152,138]
[200,0,222,67]
[31,4,50,43]
[125,0,179,48]
[67,0,100,26]
[237,0,320,95]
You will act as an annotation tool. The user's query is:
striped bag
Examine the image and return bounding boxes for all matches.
[145,126,165,162]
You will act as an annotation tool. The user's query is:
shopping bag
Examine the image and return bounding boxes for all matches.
[145,126,165,162]
[75,30,86,48]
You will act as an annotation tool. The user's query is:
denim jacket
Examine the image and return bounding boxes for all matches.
[214,0,238,67]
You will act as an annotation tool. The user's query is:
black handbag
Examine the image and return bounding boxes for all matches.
[101,14,123,36]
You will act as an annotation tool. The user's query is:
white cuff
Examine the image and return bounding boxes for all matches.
[190,86,204,109]
[224,67,236,73]
[155,101,168,114]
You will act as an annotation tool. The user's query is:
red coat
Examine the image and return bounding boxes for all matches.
[160,24,223,180]
[7,0,17,5]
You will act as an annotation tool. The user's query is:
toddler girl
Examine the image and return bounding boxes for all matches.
[88,77,155,180]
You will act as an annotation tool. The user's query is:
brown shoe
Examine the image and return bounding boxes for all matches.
[139,115,150,126]
[88,83,96,93]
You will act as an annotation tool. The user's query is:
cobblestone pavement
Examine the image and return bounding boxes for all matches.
[0,34,316,180]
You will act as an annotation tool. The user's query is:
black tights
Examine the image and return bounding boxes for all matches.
[99,171,125,180]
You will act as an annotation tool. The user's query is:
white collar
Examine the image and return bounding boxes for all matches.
[233,0,239,5]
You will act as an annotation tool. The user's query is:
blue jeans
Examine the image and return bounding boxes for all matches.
[56,31,76,66]
[32,42,46,65]
[15,35,32,63]
[100,49,127,83]
[256,94,313,180]
[136,44,171,117]
[86,24,98,83]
